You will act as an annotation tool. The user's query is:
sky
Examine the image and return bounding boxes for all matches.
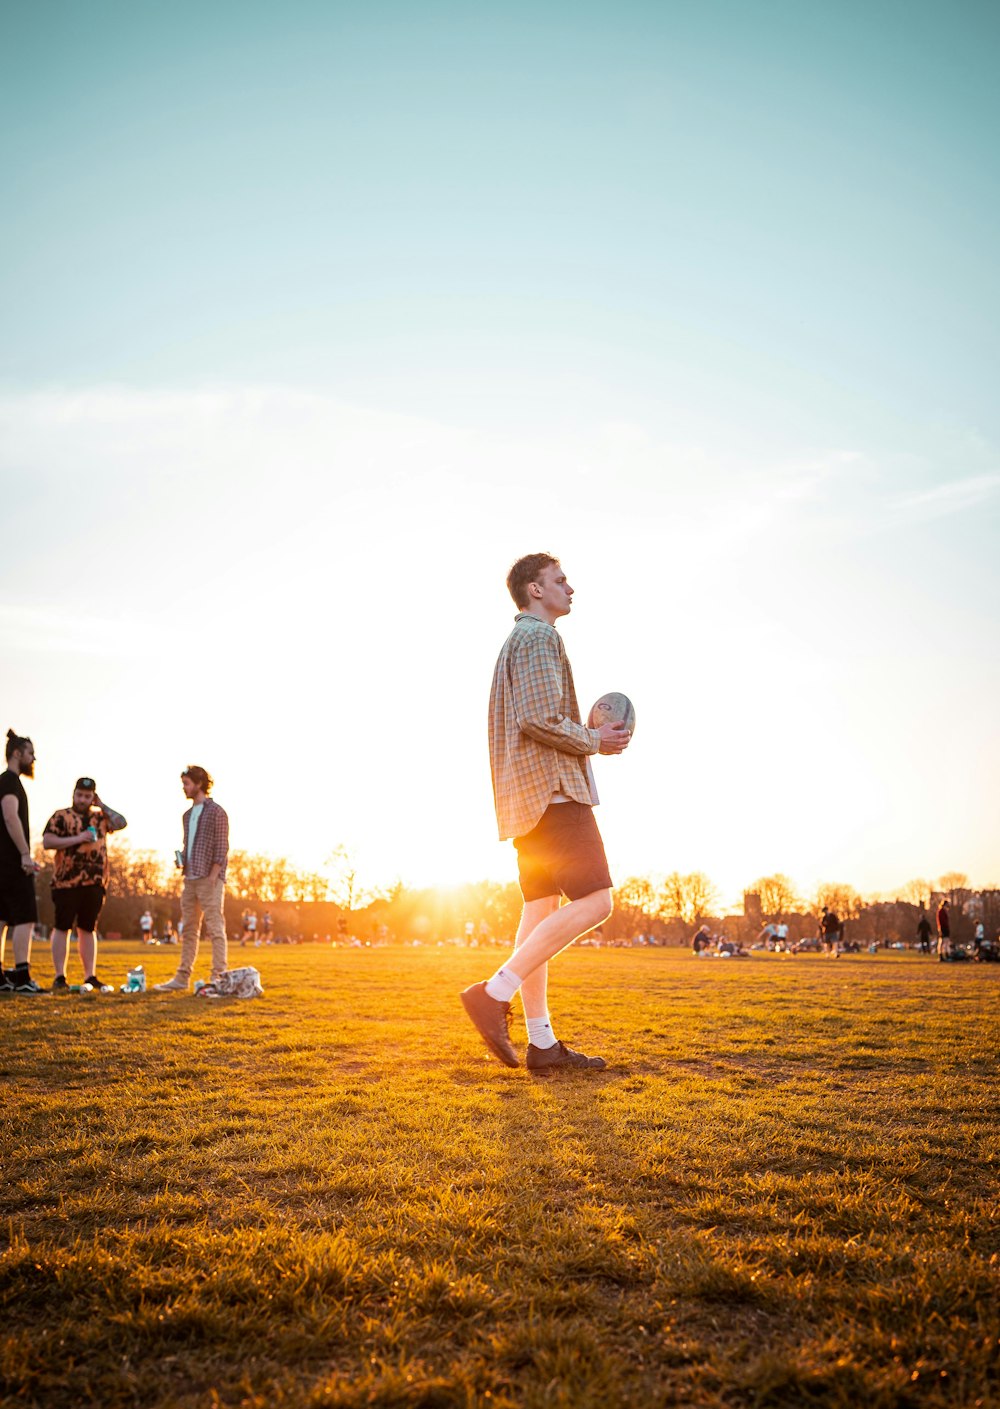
[2,0,998,910]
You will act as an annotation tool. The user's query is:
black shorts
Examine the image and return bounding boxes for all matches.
[514,802,613,902]
[0,870,38,926]
[52,884,106,932]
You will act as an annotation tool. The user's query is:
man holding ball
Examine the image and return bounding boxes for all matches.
[461,554,630,1071]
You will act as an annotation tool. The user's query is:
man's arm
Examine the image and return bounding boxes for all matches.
[512,635,600,754]
[512,635,628,755]
[207,804,229,882]
[2,794,35,870]
[43,830,91,851]
[93,795,127,832]
[43,811,90,851]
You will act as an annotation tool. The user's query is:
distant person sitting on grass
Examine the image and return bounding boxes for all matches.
[0,730,44,994]
[43,775,128,993]
[460,553,630,1073]
[153,765,230,993]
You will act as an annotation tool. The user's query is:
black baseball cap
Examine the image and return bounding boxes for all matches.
[75,777,96,791]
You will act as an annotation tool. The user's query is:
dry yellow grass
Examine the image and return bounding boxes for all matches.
[1,943,998,1407]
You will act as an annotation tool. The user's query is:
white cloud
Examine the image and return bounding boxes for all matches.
[892,472,1000,520]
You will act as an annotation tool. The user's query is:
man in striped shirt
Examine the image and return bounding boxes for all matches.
[153,764,229,992]
[461,554,630,1072]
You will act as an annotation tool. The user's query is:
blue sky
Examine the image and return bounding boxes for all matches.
[2,2,998,903]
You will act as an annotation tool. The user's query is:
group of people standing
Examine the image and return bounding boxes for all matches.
[0,733,231,995]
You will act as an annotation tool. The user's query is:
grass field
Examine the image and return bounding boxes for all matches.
[2,943,998,1409]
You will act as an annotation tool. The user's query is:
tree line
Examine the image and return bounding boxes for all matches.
[29,841,995,948]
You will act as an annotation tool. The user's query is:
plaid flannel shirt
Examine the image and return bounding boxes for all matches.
[181,798,229,881]
[489,613,600,840]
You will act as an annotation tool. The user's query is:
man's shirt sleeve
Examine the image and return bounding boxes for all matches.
[211,806,229,867]
[512,633,599,756]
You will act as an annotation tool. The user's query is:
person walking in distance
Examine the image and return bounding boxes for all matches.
[43,777,128,992]
[153,766,229,992]
[0,730,44,994]
[461,554,630,1071]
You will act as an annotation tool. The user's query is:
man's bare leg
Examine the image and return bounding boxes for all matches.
[51,927,69,978]
[1,922,37,988]
[502,889,612,987]
[514,896,559,1021]
[460,888,613,1068]
[10,922,33,966]
[77,926,97,978]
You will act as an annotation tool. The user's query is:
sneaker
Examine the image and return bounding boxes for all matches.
[52,975,70,993]
[0,972,15,993]
[526,1040,607,1073]
[83,975,114,994]
[13,976,48,995]
[460,981,519,1067]
[152,975,190,992]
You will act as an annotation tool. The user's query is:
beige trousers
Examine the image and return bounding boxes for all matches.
[178,875,228,980]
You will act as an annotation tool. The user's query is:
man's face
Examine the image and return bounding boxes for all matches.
[181,775,200,799]
[533,563,574,620]
[15,742,35,778]
[73,788,95,814]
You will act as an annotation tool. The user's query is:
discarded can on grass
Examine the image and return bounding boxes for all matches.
[120,965,146,993]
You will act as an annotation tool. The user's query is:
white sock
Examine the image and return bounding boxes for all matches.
[526,1014,557,1049]
[484,965,522,1003]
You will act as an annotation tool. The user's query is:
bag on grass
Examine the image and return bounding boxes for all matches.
[195,966,264,999]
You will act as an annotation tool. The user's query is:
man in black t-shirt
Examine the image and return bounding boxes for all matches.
[0,729,44,994]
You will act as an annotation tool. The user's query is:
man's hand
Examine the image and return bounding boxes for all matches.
[598,722,631,755]
[20,853,40,874]
[92,794,127,831]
